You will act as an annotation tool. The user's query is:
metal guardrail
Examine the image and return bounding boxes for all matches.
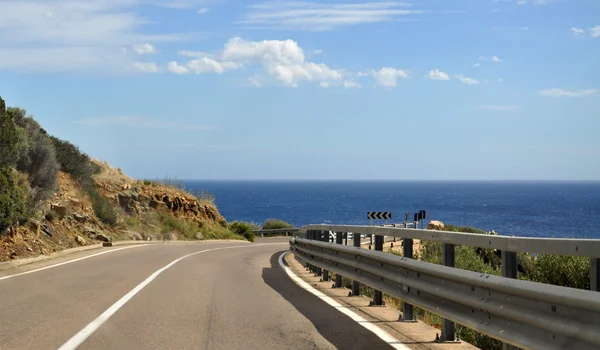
[290,225,600,350]
[253,228,299,237]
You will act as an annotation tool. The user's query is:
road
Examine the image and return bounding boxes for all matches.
[0,238,395,350]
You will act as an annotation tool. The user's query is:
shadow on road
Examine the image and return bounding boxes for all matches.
[262,251,394,350]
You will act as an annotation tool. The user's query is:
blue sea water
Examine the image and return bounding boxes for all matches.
[183,181,600,239]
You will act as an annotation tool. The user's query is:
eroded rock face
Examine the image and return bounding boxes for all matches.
[51,204,67,218]
[115,187,227,228]
[427,220,445,231]
[75,235,86,246]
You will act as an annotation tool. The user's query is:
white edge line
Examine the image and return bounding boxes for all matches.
[0,245,146,282]
[278,251,411,350]
[58,243,286,350]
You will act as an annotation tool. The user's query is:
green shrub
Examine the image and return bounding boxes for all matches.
[229,221,256,242]
[87,186,118,226]
[0,167,27,235]
[124,216,139,227]
[201,223,244,240]
[0,107,29,168]
[526,254,590,289]
[10,111,59,204]
[45,210,58,222]
[262,218,295,230]
[160,215,199,238]
[49,136,96,186]
[444,224,486,234]
[0,99,23,168]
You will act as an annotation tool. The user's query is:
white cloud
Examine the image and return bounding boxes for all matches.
[473,63,481,68]
[478,55,502,63]
[168,61,189,74]
[0,0,206,72]
[570,27,585,36]
[570,25,600,38]
[249,77,263,87]
[133,62,159,72]
[74,116,212,130]
[238,1,422,31]
[187,57,241,74]
[343,80,362,88]
[455,74,479,85]
[133,43,157,55]
[539,88,598,97]
[477,105,520,110]
[425,69,450,81]
[197,7,209,14]
[157,0,213,9]
[314,49,322,55]
[516,0,547,5]
[177,50,214,58]
[370,67,409,87]
[498,78,504,83]
[170,37,348,87]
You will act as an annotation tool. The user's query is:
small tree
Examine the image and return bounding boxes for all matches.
[0,167,27,236]
[13,115,59,204]
[0,97,24,167]
[229,221,256,242]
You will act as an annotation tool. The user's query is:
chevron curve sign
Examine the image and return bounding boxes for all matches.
[367,212,392,220]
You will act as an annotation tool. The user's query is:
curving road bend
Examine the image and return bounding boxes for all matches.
[0,238,395,350]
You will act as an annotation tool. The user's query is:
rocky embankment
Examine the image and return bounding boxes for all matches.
[0,160,226,262]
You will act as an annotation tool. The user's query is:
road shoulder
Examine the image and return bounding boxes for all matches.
[284,252,479,350]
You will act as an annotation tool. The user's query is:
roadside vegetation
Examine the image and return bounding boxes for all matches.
[329,224,591,350]
[262,218,295,230]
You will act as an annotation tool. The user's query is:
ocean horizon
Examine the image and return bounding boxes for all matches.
[181,180,600,239]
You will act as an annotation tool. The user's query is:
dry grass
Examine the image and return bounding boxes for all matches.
[90,158,133,186]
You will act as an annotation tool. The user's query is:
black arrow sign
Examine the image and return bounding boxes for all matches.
[368,212,392,220]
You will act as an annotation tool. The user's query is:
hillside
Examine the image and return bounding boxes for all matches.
[0,96,235,262]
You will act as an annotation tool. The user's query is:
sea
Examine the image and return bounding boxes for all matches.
[183,181,600,239]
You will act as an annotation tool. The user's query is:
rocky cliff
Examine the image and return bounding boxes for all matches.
[0,159,227,262]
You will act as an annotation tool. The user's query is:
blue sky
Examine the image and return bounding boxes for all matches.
[0,0,598,180]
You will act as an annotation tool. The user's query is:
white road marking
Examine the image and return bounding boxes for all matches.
[278,252,411,350]
[57,243,287,350]
[0,245,147,282]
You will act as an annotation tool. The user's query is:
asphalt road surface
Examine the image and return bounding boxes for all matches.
[0,238,395,350]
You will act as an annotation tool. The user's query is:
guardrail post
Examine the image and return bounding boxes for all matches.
[441,243,456,342]
[501,250,519,350]
[313,230,322,276]
[335,231,343,288]
[401,238,415,321]
[321,230,329,282]
[592,258,599,292]
[372,234,384,306]
[309,230,316,274]
[352,232,361,296]
[344,232,348,246]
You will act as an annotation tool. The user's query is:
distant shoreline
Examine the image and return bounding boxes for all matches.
[174,179,600,183]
